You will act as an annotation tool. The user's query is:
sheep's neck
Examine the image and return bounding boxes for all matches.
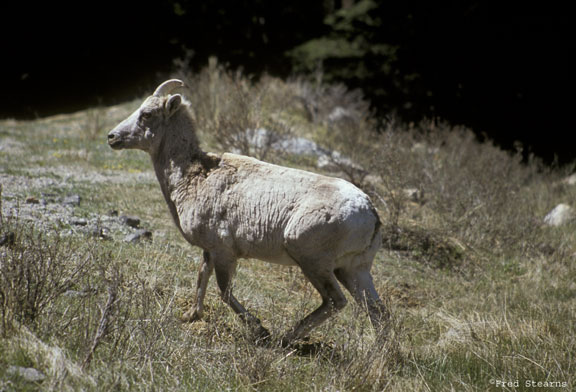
[151,116,217,232]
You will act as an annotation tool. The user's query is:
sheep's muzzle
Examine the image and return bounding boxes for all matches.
[107,132,124,149]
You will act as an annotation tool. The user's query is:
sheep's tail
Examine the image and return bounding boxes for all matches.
[369,205,383,248]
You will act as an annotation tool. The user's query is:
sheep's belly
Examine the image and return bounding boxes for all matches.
[245,250,298,266]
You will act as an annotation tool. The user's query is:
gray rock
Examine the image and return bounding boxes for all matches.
[125,229,152,243]
[543,203,575,227]
[62,194,81,206]
[562,173,576,186]
[7,366,46,382]
[119,215,140,228]
[316,151,364,174]
[70,218,88,226]
[279,137,320,156]
[327,106,354,124]
[239,128,363,175]
[403,188,425,204]
[243,128,322,156]
[91,226,111,240]
[40,192,58,203]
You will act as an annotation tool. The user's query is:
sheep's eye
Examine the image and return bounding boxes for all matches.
[140,111,152,121]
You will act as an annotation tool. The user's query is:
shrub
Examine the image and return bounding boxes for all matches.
[176,58,294,162]
[369,121,549,257]
[0,217,93,334]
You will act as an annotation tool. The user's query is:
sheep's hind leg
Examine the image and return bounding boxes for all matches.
[213,254,270,341]
[281,264,348,347]
[182,250,214,322]
[334,266,390,331]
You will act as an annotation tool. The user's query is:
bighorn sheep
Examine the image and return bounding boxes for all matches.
[107,79,388,345]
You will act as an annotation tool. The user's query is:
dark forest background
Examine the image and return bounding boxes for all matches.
[1,0,573,163]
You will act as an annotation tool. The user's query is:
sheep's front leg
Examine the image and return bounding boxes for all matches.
[213,254,270,340]
[182,250,214,322]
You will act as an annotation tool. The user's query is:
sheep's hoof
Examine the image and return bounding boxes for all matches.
[181,310,202,323]
[253,325,272,345]
[280,334,309,349]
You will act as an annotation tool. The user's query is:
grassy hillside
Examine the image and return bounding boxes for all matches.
[1,63,575,391]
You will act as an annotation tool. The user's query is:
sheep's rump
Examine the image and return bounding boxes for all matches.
[182,153,381,265]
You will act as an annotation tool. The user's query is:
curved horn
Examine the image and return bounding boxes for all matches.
[153,79,185,97]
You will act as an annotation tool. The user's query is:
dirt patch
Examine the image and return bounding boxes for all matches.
[0,137,25,154]
[25,166,156,185]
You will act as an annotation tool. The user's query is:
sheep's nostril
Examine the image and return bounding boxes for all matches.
[107,133,123,148]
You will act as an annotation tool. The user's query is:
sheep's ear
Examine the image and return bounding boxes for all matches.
[165,94,182,117]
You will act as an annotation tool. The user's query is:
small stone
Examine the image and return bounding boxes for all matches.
[62,194,81,206]
[403,188,425,204]
[327,106,354,124]
[91,226,111,240]
[119,215,140,228]
[71,218,88,226]
[26,196,40,204]
[7,366,46,382]
[125,229,152,243]
[40,192,58,203]
[562,173,576,186]
[543,203,575,227]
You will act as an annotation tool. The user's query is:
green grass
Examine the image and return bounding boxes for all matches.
[1,67,575,391]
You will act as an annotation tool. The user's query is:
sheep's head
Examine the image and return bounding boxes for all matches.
[107,79,185,153]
